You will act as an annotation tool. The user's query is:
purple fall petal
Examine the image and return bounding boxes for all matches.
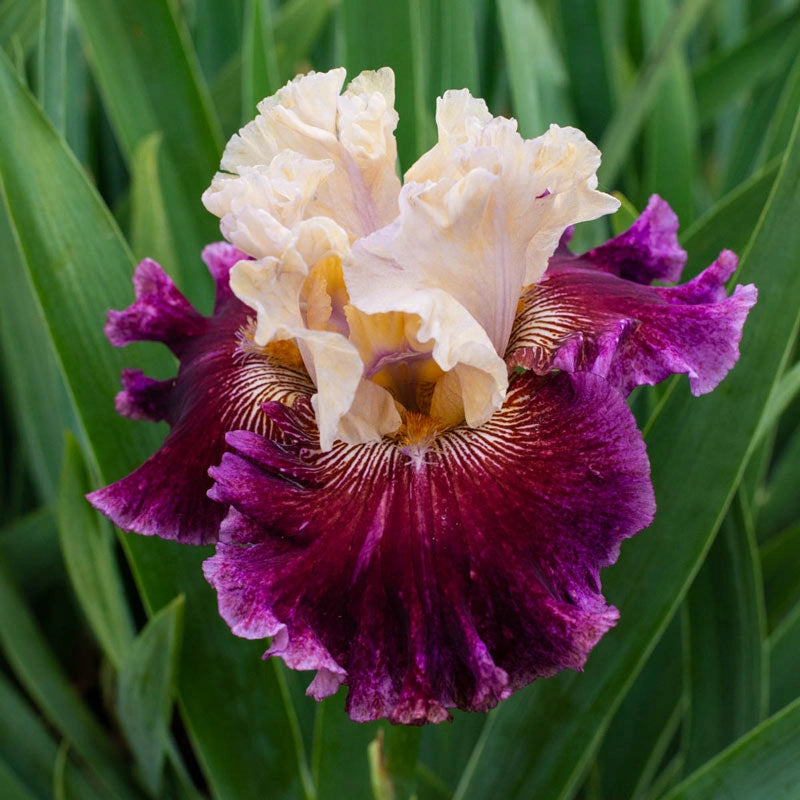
[203,371,655,724]
[88,246,314,545]
[508,248,757,396]
[582,194,687,284]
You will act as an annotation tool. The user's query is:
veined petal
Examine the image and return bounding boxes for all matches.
[230,254,400,450]
[203,68,401,242]
[88,244,314,544]
[507,248,757,396]
[204,370,655,724]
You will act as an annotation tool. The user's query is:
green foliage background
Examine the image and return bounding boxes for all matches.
[1,0,800,797]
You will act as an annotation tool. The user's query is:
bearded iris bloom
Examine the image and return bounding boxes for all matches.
[89,68,756,724]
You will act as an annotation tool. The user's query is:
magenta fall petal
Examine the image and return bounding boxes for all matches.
[203,371,655,724]
[508,227,757,396]
[87,244,313,545]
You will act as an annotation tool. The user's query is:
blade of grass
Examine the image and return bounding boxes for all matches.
[0,555,146,800]
[241,0,280,121]
[598,0,713,188]
[58,434,136,668]
[597,616,685,800]
[36,0,67,133]
[130,132,181,285]
[641,0,698,222]
[682,492,767,773]
[71,0,223,306]
[454,97,800,800]
[663,696,800,800]
[117,596,184,797]
[760,522,800,632]
[693,7,800,128]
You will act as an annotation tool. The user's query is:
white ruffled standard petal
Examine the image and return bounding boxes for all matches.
[203,67,401,242]
[344,95,618,430]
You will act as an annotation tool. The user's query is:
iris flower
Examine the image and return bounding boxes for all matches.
[89,68,756,724]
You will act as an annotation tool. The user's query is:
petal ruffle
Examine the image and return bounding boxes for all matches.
[203,370,655,723]
[343,99,618,430]
[583,194,687,284]
[507,248,757,396]
[203,68,401,242]
[88,244,314,544]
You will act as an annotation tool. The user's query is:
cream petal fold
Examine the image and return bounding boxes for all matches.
[404,90,619,350]
[203,68,401,243]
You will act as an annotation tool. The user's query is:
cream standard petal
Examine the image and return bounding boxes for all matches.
[203,152,335,259]
[351,91,619,361]
[204,68,401,241]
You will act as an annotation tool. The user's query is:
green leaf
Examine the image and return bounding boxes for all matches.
[57,434,136,668]
[722,76,788,194]
[683,493,767,772]
[117,596,184,796]
[0,52,303,800]
[753,360,800,449]
[0,673,107,800]
[130,132,181,285]
[0,555,145,800]
[271,0,334,82]
[663,696,800,800]
[241,0,280,121]
[598,0,713,188]
[680,155,780,279]
[760,521,800,631]
[768,601,800,714]
[0,0,41,50]
[312,693,378,800]
[497,0,572,136]
[756,423,800,540]
[561,0,615,142]
[71,0,223,306]
[36,0,67,133]
[641,0,698,222]
[0,177,77,503]
[762,51,800,164]
[340,0,433,169]
[0,760,39,800]
[692,7,800,128]
[453,96,800,800]
[434,0,480,98]
[369,726,421,800]
[597,615,685,800]
[0,509,61,593]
